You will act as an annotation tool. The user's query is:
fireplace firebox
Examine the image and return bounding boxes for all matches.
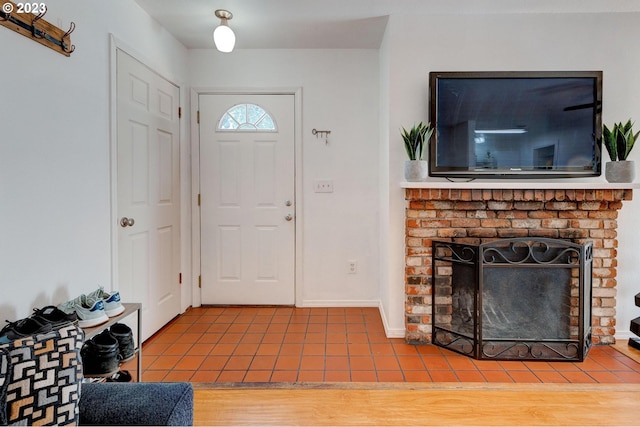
[432,238,593,361]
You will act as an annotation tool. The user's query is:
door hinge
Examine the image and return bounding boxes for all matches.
[178,107,182,119]
[179,272,182,284]
[197,110,200,124]
[198,275,202,288]
[197,194,201,206]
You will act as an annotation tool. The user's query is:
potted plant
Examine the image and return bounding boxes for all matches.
[402,121,434,181]
[603,119,638,183]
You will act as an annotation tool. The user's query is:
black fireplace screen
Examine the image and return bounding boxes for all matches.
[432,238,593,361]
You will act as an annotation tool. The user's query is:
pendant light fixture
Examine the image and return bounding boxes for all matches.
[213,9,235,53]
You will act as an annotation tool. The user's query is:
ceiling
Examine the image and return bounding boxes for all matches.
[134,0,640,50]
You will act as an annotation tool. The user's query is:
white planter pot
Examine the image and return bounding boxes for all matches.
[605,160,636,183]
[404,160,429,182]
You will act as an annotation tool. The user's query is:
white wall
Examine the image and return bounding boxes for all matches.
[0,0,190,322]
[381,12,640,339]
[189,49,380,307]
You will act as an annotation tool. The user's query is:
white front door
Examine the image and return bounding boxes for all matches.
[199,94,295,305]
[116,49,181,340]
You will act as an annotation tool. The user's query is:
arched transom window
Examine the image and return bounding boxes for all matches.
[217,103,277,131]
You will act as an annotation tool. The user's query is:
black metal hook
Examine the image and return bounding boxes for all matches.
[61,21,75,53]
[0,9,11,22]
[31,9,46,38]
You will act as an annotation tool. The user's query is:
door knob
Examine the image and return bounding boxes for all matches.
[120,217,135,227]
[285,214,293,221]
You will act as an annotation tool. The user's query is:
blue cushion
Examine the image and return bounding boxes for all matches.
[79,382,193,426]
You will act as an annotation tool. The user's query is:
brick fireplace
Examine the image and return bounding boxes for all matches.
[403,184,634,346]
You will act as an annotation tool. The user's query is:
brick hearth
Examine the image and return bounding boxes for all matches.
[404,187,634,345]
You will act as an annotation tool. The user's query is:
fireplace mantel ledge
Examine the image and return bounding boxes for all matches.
[401,181,640,190]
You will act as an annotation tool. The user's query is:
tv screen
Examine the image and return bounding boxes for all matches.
[429,71,602,179]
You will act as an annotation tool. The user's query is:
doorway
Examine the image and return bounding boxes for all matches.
[198,93,297,305]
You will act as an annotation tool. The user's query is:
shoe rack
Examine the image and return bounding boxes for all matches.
[630,293,640,351]
[82,303,142,382]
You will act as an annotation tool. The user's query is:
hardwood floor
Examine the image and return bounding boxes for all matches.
[192,343,640,425]
[193,382,640,426]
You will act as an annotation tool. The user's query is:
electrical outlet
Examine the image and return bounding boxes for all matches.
[314,180,334,193]
[348,260,357,274]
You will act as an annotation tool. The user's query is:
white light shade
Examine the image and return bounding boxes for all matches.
[213,24,235,53]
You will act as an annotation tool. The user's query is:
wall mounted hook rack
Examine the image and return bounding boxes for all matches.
[0,1,75,57]
[312,128,331,144]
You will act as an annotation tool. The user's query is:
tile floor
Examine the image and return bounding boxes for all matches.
[121,306,640,384]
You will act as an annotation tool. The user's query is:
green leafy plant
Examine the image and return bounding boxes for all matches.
[603,119,638,161]
[401,122,434,161]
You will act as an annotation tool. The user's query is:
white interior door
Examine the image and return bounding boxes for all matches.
[116,49,181,340]
[199,94,295,305]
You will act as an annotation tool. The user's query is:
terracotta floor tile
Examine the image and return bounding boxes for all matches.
[349,356,375,371]
[148,355,181,370]
[250,355,277,371]
[507,370,542,383]
[533,370,569,383]
[191,369,220,383]
[244,371,272,382]
[188,343,216,355]
[370,343,394,355]
[270,370,298,382]
[348,343,371,355]
[482,370,514,383]
[422,355,452,371]
[275,355,301,371]
[200,355,229,371]
[262,333,285,343]
[447,356,478,371]
[176,333,204,344]
[325,356,350,371]
[560,371,597,383]
[303,343,326,355]
[234,343,260,355]
[373,355,400,371]
[456,370,486,382]
[280,343,303,355]
[163,370,194,381]
[257,343,282,355]
[217,370,246,382]
[324,371,351,382]
[397,355,426,371]
[210,343,237,356]
[429,370,458,382]
[143,370,168,382]
[239,334,264,344]
[300,355,325,371]
[403,370,431,382]
[225,355,253,371]
[297,371,324,381]
[377,371,405,382]
[175,355,206,371]
[350,371,377,382]
[326,343,348,356]
[164,343,192,356]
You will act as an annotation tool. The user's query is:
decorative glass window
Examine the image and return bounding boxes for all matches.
[217,103,277,131]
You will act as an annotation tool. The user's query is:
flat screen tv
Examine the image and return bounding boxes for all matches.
[429,71,603,179]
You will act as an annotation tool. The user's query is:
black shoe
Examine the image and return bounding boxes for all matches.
[81,330,120,377]
[106,370,132,382]
[110,323,135,362]
[0,317,52,343]
[31,306,78,330]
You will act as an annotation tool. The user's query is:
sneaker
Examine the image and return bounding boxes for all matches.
[58,296,109,328]
[81,330,120,377]
[106,370,132,382]
[109,323,135,362]
[31,306,78,329]
[86,287,125,317]
[0,317,52,343]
